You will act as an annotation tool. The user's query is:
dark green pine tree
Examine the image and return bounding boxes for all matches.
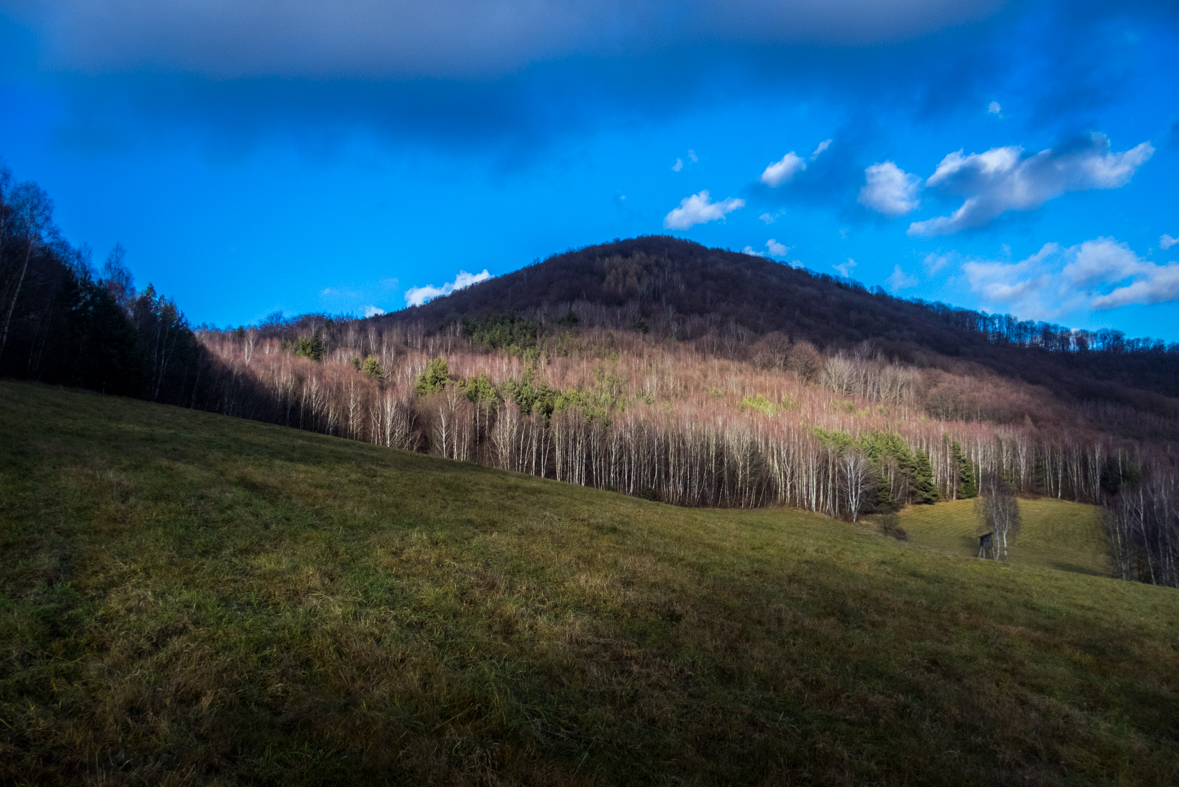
[463,372,497,408]
[952,440,977,499]
[64,268,148,396]
[911,449,939,505]
[415,357,450,396]
[1032,453,1048,496]
[859,431,910,511]
[361,356,384,381]
[294,332,325,363]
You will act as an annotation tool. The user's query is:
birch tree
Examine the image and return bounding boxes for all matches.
[1,182,53,361]
[976,472,1021,560]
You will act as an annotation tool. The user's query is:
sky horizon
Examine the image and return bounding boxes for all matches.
[1,1,1177,339]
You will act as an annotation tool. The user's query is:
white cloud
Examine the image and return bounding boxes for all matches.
[834,258,857,278]
[811,139,832,159]
[964,252,1055,314]
[1078,240,1179,309]
[761,151,806,187]
[1090,268,1179,310]
[1161,234,1178,250]
[908,134,1154,237]
[404,268,492,307]
[672,150,696,172]
[452,269,492,290]
[744,239,790,258]
[1061,238,1144,289]
[404,285,446,306]
[663,190,745,230]
[987,101,1001,115]
[319,278,399,315]
[858,161,921,216]
[960,237,1179,318]
[759,211,782,224]
[923,252,954,274]
[886,265,918,291]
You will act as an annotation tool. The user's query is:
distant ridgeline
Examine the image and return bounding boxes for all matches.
[382,236,1179,401]
[2,171,1176,587]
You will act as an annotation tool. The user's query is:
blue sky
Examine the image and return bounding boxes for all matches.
[1,1,1177,338]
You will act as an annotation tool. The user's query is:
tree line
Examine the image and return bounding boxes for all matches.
[193,312,1176,587]
[0,160,245,408]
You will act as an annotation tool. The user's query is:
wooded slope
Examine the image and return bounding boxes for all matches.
[382,236,1179,401]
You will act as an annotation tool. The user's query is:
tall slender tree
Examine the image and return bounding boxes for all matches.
[1,183,53,361]
[976,472,1021,560]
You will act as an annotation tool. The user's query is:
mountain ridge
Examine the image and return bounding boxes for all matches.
[377,235,1179,403]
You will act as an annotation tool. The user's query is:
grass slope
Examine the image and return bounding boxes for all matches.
[1,381,1176,786]
[897,499,1109,576]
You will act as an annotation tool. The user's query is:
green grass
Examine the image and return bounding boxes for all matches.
[1,381,1176,786]
[897,498,1109,576]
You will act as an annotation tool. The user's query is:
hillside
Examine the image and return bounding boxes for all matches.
[381,236,1179,402]
[2,381,1176,785]
[4,180,1178,588]
[178,237,1179,590]
[897,498,1109,576]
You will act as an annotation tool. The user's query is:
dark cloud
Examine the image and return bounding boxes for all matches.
[1,0,1176,162]
[8,1,1007,79]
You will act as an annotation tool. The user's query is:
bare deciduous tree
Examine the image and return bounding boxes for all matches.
[975,472,1021,560]
[840,450,874,523]
[1103,472,1178,587]
[1,182,53,361]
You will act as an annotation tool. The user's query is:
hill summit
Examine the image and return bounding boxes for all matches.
[385,236,968,348]
[381,236,1179,400]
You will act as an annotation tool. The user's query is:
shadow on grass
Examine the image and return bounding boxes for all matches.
[1051,561,1105,577]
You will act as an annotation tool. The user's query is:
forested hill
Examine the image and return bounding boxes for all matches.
[381,236,1179,401]
[385,236,964,348]
[5,170,1177,588]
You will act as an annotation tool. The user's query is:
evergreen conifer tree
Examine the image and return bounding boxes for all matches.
[294,332,324,362]
[415,357,450,396]
[952,440,977,498]
[911,449,939,504]
[361,356,384,381]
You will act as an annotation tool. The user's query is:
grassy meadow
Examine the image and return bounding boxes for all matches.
[896,498,1109,576]
[0,380,1176,785]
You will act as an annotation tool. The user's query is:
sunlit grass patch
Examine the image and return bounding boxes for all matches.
[897,497,1108,575]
